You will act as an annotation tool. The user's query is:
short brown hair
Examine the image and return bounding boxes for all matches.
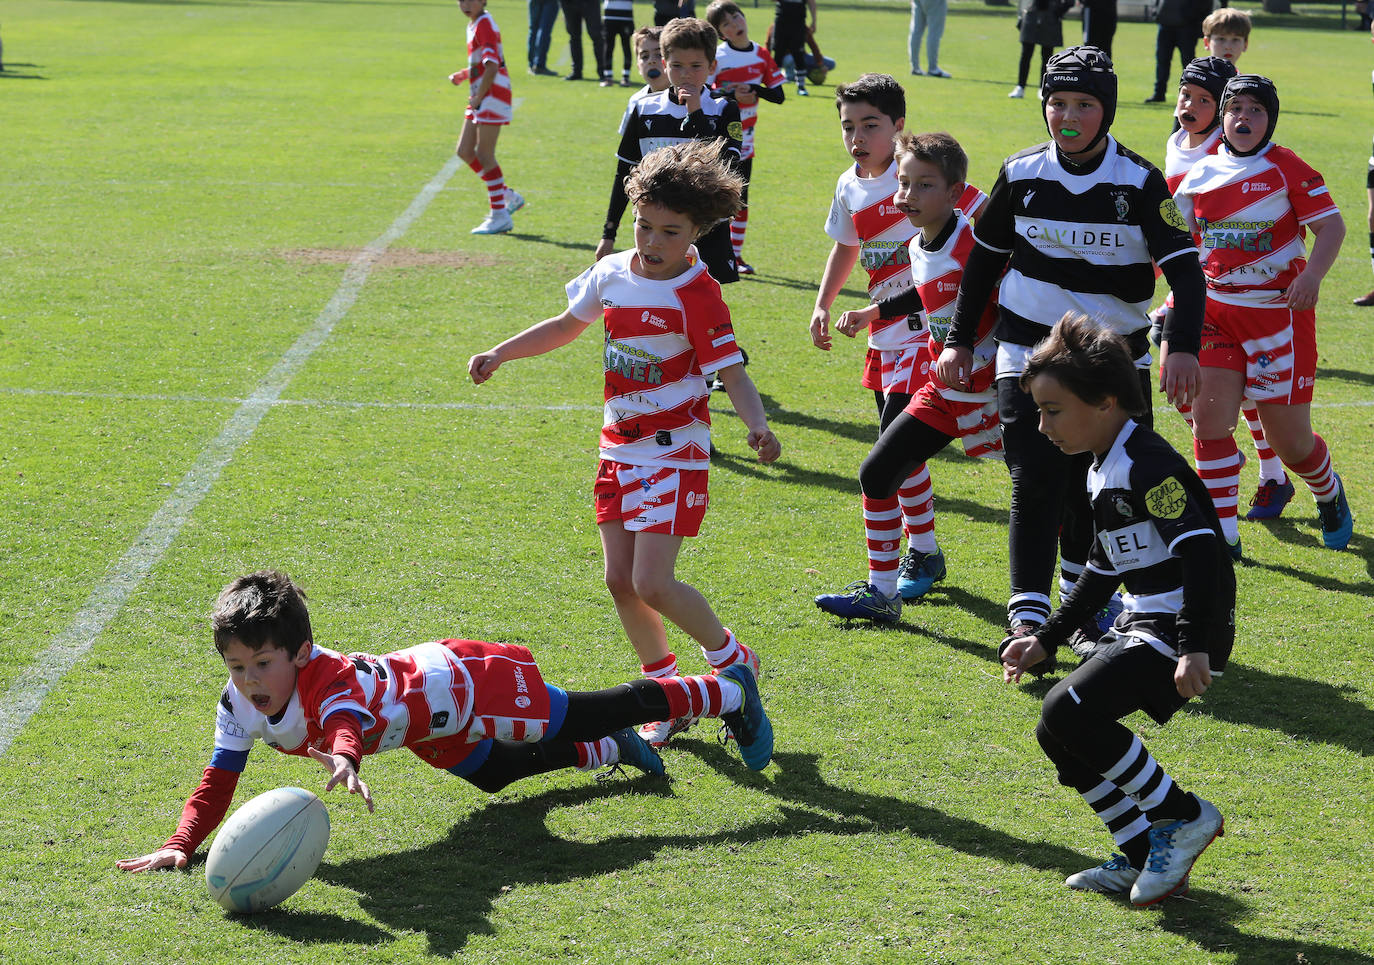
[1203,8,1251,39]
[632,24,662,53]
[834,73,905,124]
[705,0,744,31]
[212,570,314,658]
[624,139,744,233]
[893,131,968,188]
[661,17,718,60]
[1021,313,1147,416]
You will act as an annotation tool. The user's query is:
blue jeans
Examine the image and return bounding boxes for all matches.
[908,0,948,72]
[527,0,560,70]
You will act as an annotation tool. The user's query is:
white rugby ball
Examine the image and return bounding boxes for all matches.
[205,787,330,913]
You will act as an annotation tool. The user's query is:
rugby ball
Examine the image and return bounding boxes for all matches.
[205,787,330,913]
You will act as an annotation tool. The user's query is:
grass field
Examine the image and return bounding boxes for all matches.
[2,0,1373,962]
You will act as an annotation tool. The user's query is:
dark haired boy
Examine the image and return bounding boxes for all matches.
[117,569,774,873]
[809,74,986,620]
[594,17,744,286]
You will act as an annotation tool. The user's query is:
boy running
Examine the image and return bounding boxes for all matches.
[1003,314,1231,907]
[815,132,1001,623]
[117,570,774,872]
[810,74,986,618]
[454,0,524,235]
[1173,74,1353,553]
[472,140,780,747]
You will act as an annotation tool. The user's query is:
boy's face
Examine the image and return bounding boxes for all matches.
[456,0,487,19]
[893,154,961,232]
[1222,93,1268,154]
[1029,373,1117,457]
[838,100,903,177]
[632,201,700,281]
[1175,82,1218,135]
[1203,33,1247,63]
[665,45,715,93]
[1045,91,1105,158]
[716,10,750,46]
[222,638,310,718]
[637,38,666,88]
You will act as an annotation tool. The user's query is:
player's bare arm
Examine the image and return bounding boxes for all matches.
[469,309,591,383]
[811,242,860,350]
[1287,212,1345,311]
[715,363,781,463]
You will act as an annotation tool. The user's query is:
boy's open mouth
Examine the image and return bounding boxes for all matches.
[1180,112,1196,124]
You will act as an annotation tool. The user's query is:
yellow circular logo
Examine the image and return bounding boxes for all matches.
[727,121,744,141]
[1160,198,1188,234]
[1145,476,1188,519]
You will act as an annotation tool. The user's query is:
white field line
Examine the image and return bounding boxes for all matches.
[3,383,1373,411]
[0,157,462,760]
[0,386,600,412]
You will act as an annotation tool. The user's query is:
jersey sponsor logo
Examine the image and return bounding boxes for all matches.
[938,281,958,294]
[216,704,250,740]
[1299,375,1315,389]
[430,711,451,730]
[1025,223,1130,250]
[513,666,529,695]
[727,121,744,140]
[1240,181,1272,194]
[1023,189,1036,207]
[1160,198,1188,234]
[1195,217,1276,252]
[1145,476,1188,519]
[684,490,708,509]
[711,333,735,347]
[858,240,910,271]
[655,429,673,446]
[605,339,665,384]
[927,317,951,345]
[641,310,670,330]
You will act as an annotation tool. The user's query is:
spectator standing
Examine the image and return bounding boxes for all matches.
[909,0,952,78]
[1079,0,1117,58]
[1146,0,1210,102]
[561,0,607,81]
[527,0,561,74]
[1009,0,1073,98]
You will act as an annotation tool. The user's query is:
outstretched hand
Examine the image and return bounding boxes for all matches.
[116,847,188,874]
[308,746,375,813]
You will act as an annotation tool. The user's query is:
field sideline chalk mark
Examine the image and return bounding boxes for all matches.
[0,157,462,760]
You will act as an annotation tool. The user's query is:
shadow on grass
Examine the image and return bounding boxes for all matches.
[1247,525,1374,586]
[239,909,391,945]
[1318,366,1374,390]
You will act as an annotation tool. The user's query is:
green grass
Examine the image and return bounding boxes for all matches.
[2,1,1373,962]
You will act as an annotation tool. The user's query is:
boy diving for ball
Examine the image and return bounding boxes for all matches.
[117,570,772,874]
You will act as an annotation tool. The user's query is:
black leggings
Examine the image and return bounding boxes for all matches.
[999,370,1152,624]
[860,408,952,500]
[602,18,634,76]
[461,679,671,793]
[1017,42,1054,88]
[772,6,809,83]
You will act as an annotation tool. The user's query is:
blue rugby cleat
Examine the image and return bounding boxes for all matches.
[610,727,666,776]
[897,548,946,600]
[1245,477,1295,521]
[1317,474,1353,550]
[718,663,773,770]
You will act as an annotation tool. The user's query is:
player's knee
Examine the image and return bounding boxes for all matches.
[1039,679,1085,740]
[630,572,674,610]
[604,567,638,602]
[858,453,901,500]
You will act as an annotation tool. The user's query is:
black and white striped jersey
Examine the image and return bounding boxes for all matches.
[1046,419,1235,670]
[615,88,743,168]
[973,136,1197,349]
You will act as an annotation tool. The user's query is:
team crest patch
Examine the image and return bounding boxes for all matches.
[1112,190,1130,222]
[1145,477,1188,519]
[1160,198,1188,234]
[727,121,744,141]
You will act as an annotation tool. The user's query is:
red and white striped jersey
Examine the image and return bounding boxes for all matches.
[711,42,783,160]
[911,210,999,397]
[1174,143,1338,307]
[466,12,512,124]
[213,640,549,761]
[566,249,743,469]
[1163,126,1222,193]
[825,162,987,352]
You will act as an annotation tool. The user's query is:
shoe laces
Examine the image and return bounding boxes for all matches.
[595,764,628,783]
[1102,853,1133,872]
[1250,479,1282,508]
[1145,821,1184,872]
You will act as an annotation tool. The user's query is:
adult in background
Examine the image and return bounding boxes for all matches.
[655,0,697,26]
[1146,0,1210,102]
[1079,0,1116,58]
[909,0,952,78]
[1009,0,1073,98]
[527,0,561,75]
[561,0,607,81]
